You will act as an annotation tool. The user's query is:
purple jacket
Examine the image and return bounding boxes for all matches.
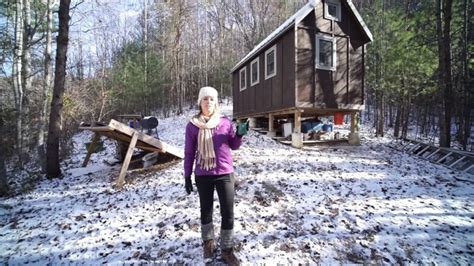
[184,116,242,177]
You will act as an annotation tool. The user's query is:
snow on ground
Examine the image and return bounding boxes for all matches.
[0,103,473,264]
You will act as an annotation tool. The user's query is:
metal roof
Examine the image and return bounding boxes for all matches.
[231,0,373,73]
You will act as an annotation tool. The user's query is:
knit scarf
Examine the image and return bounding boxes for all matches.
[190,113,221,171]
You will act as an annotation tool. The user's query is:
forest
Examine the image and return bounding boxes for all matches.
[0,0,472,196]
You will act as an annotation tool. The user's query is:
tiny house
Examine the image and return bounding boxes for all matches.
[231,0,373,142]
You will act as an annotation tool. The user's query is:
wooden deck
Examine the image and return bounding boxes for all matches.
[79,119,184,189]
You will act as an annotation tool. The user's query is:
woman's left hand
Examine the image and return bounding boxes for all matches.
[236,120,249,136]
[184,176,193,194]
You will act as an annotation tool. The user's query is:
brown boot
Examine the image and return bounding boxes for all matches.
[203,239,214,259]
[222,248,240,266]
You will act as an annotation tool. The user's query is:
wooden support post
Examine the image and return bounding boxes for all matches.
[294,111,301,133]
[348,112,361,145]
[350,112,356,133]
[82,133,100,167]
[116,131,138,189]
[268,113,274,132]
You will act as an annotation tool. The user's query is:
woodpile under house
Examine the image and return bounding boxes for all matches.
[231,0,373,147]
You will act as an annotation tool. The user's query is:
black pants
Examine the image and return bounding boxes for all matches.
[195,174,234,230]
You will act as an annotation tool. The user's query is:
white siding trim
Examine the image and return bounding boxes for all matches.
[315,34,337,71]
[265,45,277,80]
[324,0,341,22]
[250,58,260,86]
[239,67,247,91]
[230,1,318,73]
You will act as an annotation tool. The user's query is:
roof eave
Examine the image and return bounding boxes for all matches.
[346,0,373,42]
[230,1,318,73]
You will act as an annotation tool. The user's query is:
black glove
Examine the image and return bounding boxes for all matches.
[236,120,249,136]
[184,176,193,195]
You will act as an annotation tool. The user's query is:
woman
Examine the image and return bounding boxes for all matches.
[184,86,246,265]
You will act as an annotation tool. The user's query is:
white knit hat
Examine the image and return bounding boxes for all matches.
[197,86,218,106]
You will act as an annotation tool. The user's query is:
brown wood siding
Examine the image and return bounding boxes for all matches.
[349,40,364,105]
[232,1,368,117]
[255,53,265,113]
[315,1,369,44]
[281,29,295,109]
[296,13,315,105]
[335,37,348,105]
[232,28,295,117]
[232,72,241,115]
[311,0,365,109]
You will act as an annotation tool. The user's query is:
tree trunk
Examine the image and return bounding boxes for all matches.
[401,95,411,139]
[0,106,10,197]
[13,0,24,166]
[388,104,393,128]
[143,0,148,115]
[420,102,429,137]
[21,0,31,155]
[375,90,384,137]
[437,0,453,147]
[38,0,52,172]
[46,0,71,178]
[394,105,401,138]
[461,0,471,150]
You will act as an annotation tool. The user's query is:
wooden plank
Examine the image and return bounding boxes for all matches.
[117,114,141,119]
[270,108,303,117]
[425,148,441,160]
[79,120,183,159]
[415,145,430,156]
[108,119,163,149]
[416,146,430,156]
[116,131,138,189]
[436,151,453,164]
[405,138,474,156]
[449,156,466,168]
[464,164,474,173]
[279,139,347,145]
[78,126,113,132]
[408,143,421,153]
[108,119,184,159]
[82,133,100,167]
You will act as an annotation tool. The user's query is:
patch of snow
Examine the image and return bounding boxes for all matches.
[0,102,472,264]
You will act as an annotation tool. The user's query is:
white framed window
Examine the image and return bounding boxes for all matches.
[316,34,337,71]
[265,45,276,79]
[324,0,341,21]
[250,58,259,86]
[239,67,247,91]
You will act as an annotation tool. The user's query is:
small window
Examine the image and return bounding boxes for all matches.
[324,0,341,21]
[316,34,336,71]
[239,67,246,91]
[250,58,259,86]
[265,45,276,79]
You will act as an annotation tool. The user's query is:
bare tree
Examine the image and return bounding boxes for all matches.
[460,0,471,150]
[0,104,9,196]
[37,0,53,172]
[12,0,24,164]
[436,0,453,147]
[46,0,71,178]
